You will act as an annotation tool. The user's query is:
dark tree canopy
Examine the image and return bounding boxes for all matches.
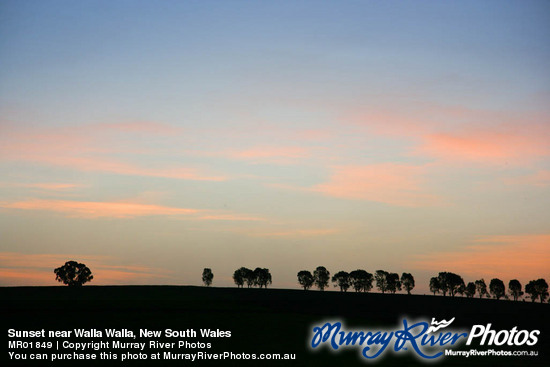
[508,279,523,301]
[202,268,213,286]
[386,272,402,294]
[451,275,466,297]
[375,270,389,293]
[233,267,250,288]
[475,279,488,298]
[525,279,549,303]
[313,266,330,291]
[437,272,450,296]
[400,273,415,295]
[253,268,272,288]
[349,270,373,292]
[464,282,476,298]
[437,272,464,297]
[331,271,350,292]
[489,278,505,300]
[297,270,314,290]
[54,261,93,287]
[429,276,440,295]
[244,268,256,288]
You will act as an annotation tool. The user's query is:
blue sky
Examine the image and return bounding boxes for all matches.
[1,1,549,292]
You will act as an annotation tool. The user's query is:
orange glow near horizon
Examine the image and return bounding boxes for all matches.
[0,252,174,286]
[411,234,550,282]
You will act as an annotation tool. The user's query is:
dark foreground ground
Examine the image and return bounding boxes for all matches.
[1,286,548,366]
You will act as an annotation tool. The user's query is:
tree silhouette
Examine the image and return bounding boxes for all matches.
[429,276,440,295]
[253,268,272,288]
[297,270,314,290]
[525,281,537,302]
[331,271,350,292]
[508,279,523,301]
[54,261,93,287]
[202,268,213,286]
[313,266,330,291]
[387,272,401,294]
[436,272,450,296]
[349,270,373,292]
[475,279,488,298]
[525,279,549,303]
[489,278,505,300]
[465,282,476,298]
[438,272,464,297]
[449,273,465,297]
[244,268,255,288]
[233,267,250,288]
[535,279,549,303]
[400,273,415,295]
[375,270,389,293]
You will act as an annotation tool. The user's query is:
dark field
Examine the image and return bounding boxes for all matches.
[1,286,549,366]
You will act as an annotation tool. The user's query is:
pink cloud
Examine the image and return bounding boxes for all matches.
[346,105,550,165]
[0,123,225,181]
[311,163,442,207]
[34,155,226,181]
[0,199,200,218]
[0,182,83,190]
[21,183,83,190]
[0,198,266,221]
[0,253,108,268]
[414,130,550,164]
[411,234,550,282]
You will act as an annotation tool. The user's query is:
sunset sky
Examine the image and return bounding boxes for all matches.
[1,1,549,293]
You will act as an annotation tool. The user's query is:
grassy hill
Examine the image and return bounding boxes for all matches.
[2,286,548,366]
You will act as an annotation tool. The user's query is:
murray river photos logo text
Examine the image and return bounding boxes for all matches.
[310,317,540,361]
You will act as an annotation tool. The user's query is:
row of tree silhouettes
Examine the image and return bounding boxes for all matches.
[297,267,415,294]
[53,261,548,303]
[231,267,272,288]
[295,267,549,303]
[428,271,549,303]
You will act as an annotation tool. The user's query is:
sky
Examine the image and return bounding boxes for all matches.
[1,0,549,293]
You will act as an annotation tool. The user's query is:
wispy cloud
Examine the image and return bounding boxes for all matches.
[413,129,550,165]
[347,105,550,165]
[0,182,83,191]
[0,199,200,218]
[21,183,83,190]
[411,234,550,281]
[26,156,226,181]
[0,122,225,181]
[0,198,266,222]
[311,163,442,207]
